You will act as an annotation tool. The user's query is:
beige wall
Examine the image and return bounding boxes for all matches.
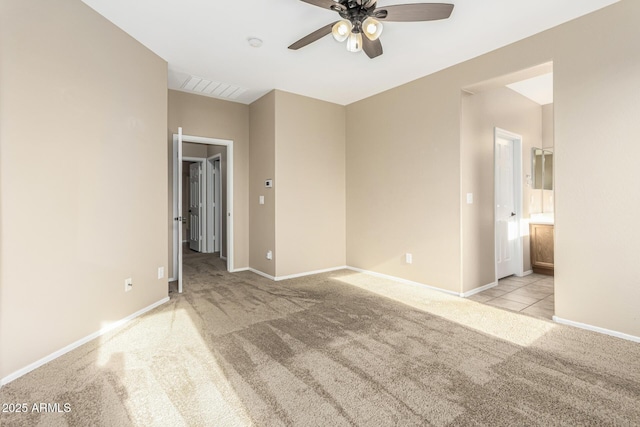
[183,142,208,158]
[346,72,462,293]
[461,87,542,292]
[249,92,277,276]
[552,0,640,335]
[542,104,554,149]
[167,90,250,276]
[0,0,168,379]
[347,0,640,336]
[274,91,346,277]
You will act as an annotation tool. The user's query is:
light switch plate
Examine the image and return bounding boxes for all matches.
[466,193,473,204]
[259,195,265,205]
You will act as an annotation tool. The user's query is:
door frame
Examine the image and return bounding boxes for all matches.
[183,157,207,250]
[206,154,222,255]
[172,133,235,286]
[494,127,524,281]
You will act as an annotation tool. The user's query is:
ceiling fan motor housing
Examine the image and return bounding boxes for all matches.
[335,0,376,29]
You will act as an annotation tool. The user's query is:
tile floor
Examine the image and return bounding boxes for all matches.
[468,273,555,319]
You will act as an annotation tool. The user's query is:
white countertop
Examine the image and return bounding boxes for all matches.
[529,213,554,225]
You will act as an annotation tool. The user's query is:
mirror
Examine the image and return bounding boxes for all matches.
[532,148,553,190]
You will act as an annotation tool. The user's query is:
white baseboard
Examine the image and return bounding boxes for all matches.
[246,264,477,298]
[220,256,227,261]
[1,297,170,386]
[247,266,347,282]
[345,266,460,297]
[275,266,348,281]
[552,316,640,343]
[248,268,276,280]
[230,267,249,273]
[461,281,497,298]
[518,270,534,277]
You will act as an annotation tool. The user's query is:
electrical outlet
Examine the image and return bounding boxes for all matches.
[405,253,413,264]
[266,250,273,260]
[158,267,164,279]
[125,278,133,292]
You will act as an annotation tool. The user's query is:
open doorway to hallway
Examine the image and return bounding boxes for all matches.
[181,153,224,256]
[169,131,234,293]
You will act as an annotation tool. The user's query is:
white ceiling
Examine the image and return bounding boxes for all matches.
[81,0,618,106]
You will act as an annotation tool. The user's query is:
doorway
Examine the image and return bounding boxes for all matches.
[171,130,234,293]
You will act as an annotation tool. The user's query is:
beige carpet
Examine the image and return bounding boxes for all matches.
[2,253,640,426]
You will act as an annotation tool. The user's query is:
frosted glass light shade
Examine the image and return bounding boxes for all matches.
[346,32,363,52]
[362,17,383,41]
[332,20,352,42]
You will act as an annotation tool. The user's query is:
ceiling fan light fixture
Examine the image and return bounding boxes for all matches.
[346,32,363,53]
[332,20,352,42]
[362,17,383,41]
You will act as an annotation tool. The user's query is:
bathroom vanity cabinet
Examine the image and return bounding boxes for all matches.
[530,223,554,276]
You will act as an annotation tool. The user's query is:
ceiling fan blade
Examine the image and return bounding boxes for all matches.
[374,3,454,22]
[288,22,337,50]
[299,0,344,11]
[362,37,383,59]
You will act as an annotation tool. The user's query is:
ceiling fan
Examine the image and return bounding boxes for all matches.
[288,0,454,59]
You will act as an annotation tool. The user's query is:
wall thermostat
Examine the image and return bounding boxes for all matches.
[265,179,273,188]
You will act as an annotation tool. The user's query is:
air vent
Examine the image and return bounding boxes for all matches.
[180,75,247,100]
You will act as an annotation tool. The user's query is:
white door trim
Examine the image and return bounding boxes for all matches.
[172,133,235,279]
[494,127,524,281]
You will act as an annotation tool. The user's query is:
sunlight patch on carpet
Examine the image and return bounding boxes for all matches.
[334,272,556,347]
[95,307,252,426]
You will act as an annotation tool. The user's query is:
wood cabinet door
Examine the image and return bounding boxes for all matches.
[530,224,554,273]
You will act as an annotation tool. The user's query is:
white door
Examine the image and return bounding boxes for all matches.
[176,128,183,292]
[189,162,202,252]
[495,136,517,279]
